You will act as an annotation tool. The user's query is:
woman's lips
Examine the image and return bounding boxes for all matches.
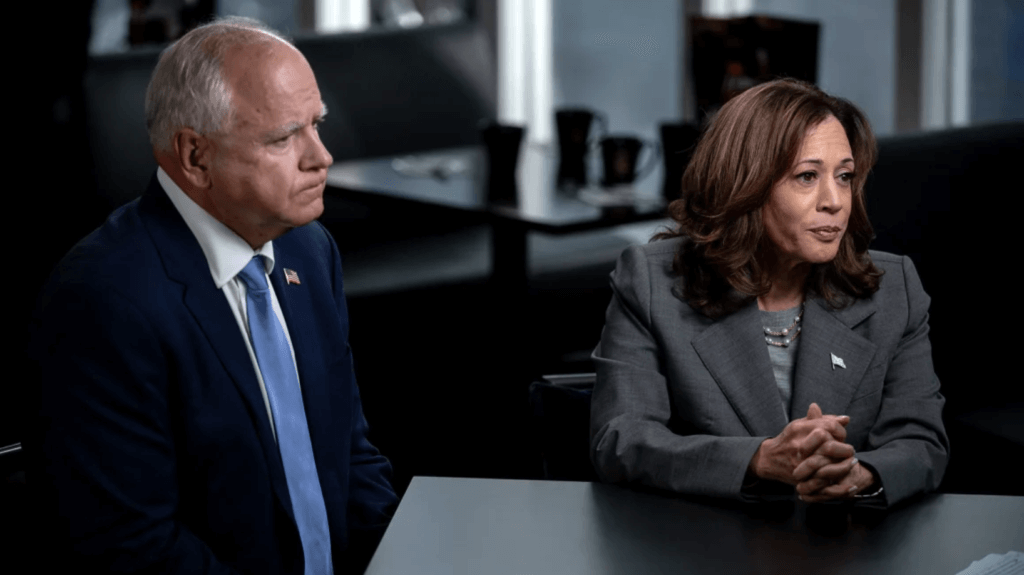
[809,226,842,240]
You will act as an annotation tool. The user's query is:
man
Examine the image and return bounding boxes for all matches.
[28,17,397,574]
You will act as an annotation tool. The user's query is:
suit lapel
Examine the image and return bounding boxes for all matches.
[692,301,789,437]
[790,297,878,419]
[137,177,294,519]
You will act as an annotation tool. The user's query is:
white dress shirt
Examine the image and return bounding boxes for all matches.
[158,167,300,440]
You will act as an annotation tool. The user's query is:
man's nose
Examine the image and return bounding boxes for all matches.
[302,128,333,170]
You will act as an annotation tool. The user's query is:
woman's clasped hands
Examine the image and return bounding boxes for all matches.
[748,403,876,502]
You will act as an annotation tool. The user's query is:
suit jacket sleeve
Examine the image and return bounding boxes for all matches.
[590,244,766,499]
[30,280,241,575]
[852,255,949,507]
[321,224,397,548]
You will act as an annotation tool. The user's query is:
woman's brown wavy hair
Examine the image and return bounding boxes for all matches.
[654,78,882,318]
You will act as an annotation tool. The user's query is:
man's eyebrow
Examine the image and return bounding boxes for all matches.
[265,122,304,142]
[264,103,329,142]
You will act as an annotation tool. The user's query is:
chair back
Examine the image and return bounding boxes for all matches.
[529,374,598,482]
[1,442,26,568]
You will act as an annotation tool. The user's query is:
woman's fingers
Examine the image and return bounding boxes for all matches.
[795,457,860,497]
[792,442,853,478]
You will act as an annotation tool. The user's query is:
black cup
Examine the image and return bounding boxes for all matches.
[598,135,660,187]
[659,122,701,202]
[555,108,607,189]
[480,121,525,205]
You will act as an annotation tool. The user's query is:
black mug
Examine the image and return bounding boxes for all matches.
[555,108,607,189]
[598,135,660,187]
[480,121,525,205]
[659,122,701,202]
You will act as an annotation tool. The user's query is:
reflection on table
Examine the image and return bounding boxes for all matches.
[366,477,1024,575]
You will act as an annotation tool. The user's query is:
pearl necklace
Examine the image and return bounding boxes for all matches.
[763,303,804,348]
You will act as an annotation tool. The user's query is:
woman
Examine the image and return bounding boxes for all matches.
[590,79,948,507]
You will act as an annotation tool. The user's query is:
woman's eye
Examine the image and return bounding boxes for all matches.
[839,172,855,183]
[798,172,816,183]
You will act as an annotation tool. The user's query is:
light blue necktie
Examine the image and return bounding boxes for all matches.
[238,256,332,575]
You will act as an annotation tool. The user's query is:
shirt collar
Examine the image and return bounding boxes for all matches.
[157,167,276,288]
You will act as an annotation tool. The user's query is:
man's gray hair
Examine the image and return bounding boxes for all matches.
[145,16,292,152]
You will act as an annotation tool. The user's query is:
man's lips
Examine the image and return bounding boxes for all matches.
[300,180,327,193]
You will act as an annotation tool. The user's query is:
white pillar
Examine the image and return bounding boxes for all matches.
[950,0,971,126]
[316,0,371,33]
[922,0,972,129]
[497,0,553,144]
[702,0,753,18]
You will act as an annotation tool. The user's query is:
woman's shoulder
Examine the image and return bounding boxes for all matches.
[866,249,921,282]
[609,237,697,322]
[619,236,685,263]
[863,249,929,305]
[866,249,906,268]
[613,237,684,281]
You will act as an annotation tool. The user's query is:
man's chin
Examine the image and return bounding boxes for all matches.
[291,199,325,227]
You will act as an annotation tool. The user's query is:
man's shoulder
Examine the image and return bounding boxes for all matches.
[39,198,168,306]
[55,199,153,271]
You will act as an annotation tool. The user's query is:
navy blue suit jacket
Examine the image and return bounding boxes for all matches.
[28,176,397,574]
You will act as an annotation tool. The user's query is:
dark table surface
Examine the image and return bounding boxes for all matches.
[365,477,1024,575]
[326,144,668,233]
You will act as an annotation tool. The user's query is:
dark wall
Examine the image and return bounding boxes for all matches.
[10,0,106,449]
[82,21,496,213]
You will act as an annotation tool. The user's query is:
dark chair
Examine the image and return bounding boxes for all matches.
[866,121,1024,495]
[941,403,1024,496]
[0,442,27,571]
[528,373,599,482]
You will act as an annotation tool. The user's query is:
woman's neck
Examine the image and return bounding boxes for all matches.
[758,260,811,312]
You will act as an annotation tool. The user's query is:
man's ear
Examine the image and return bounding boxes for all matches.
[173,128,214,188]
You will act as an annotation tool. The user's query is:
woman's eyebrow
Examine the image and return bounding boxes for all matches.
[795,157,855,166]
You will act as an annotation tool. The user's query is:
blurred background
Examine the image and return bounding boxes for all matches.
[8,0,1023,507]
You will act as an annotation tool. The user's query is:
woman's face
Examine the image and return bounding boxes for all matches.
[762,115,854,271]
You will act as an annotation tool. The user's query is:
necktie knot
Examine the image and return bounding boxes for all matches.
[238,256,269,293]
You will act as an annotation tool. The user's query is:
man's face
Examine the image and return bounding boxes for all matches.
[204,41,333,247]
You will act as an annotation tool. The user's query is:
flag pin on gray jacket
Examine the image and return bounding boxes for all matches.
[831,353,846,370]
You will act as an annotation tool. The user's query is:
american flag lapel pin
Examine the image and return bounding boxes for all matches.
[284,268,301,285]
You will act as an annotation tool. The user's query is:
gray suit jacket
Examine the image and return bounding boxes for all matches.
[590,238,949,507]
